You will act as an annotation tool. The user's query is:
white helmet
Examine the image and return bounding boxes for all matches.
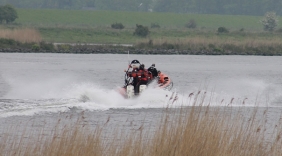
[131,60,140,69]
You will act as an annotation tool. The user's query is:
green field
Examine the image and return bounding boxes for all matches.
[16,9,273,30]
[13,9,282,44]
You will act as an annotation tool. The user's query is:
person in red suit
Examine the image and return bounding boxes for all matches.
[127,63,150,94]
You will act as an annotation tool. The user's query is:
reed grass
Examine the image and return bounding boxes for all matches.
[0,28,42,43]
[136,33,282,55]
[1,98,282,155]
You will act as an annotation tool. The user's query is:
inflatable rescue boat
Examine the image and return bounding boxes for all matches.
[118,61,173,99]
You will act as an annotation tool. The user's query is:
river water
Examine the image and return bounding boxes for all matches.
[0,53,282,145]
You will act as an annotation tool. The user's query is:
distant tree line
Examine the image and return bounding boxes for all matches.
[154,0,282,15]
[1,0,282,16]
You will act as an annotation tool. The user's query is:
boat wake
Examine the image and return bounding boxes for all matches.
[0,82,177,118]
[0,79,282,118]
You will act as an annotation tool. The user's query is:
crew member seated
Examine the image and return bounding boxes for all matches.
[127,63,149,94]
[148,63,158,78]
[129,60,140,92]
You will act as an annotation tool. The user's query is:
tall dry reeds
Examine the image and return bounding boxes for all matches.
[1,100,282,155]
[0,28,42,43]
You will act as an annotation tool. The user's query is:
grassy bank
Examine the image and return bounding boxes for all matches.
[1,97,282,155]
[135,31,282,55]
[1,27,282,55]
[1,9,282,54]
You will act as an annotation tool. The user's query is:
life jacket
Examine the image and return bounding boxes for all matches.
[139,69,148,81]
[128,69,149,81]
[127,68,138,77]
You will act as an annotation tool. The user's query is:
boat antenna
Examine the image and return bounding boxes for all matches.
[127,50,130,65]
[124,50,131,86]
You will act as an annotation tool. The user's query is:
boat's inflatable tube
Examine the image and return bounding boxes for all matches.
[157,72,173,91]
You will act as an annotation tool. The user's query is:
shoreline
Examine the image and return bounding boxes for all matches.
[0,47,281,56]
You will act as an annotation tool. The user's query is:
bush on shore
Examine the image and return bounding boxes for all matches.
[185,19,197,29]
[217,27,229,33]
[261,12,278,32]
[134,24,150,37]
[111,22,125,29]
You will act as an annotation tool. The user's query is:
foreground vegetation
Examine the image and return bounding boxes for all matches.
[1,96,282,155]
